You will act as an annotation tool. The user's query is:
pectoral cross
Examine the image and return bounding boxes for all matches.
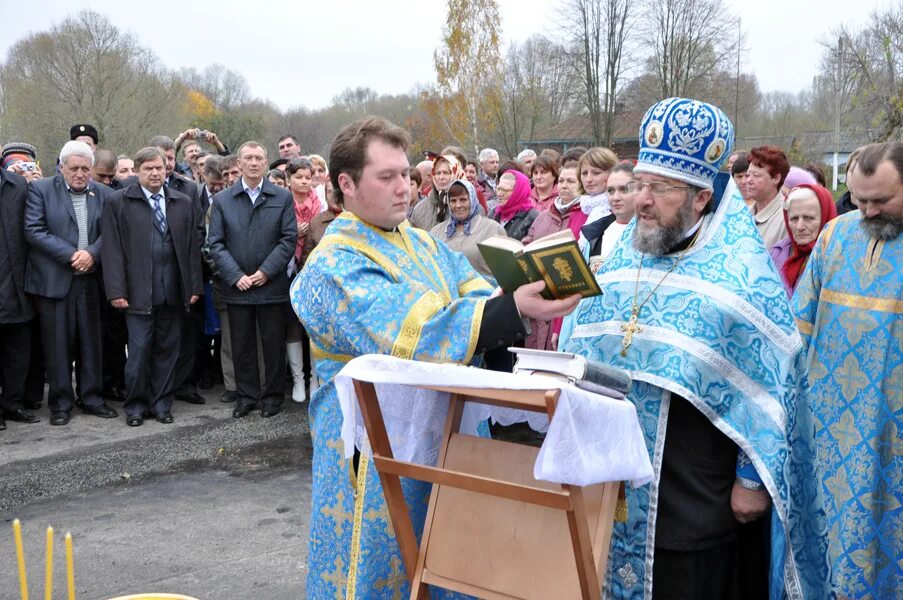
[620,305,643,357]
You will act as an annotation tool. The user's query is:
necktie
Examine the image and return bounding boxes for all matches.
[150,193,167,233]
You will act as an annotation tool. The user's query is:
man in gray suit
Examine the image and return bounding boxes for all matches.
[24,141,118,425]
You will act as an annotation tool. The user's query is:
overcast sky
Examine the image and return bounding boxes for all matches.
[2,0,897,111]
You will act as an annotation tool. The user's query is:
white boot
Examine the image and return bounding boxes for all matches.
[286,342,306,403]
[305,341,319,400]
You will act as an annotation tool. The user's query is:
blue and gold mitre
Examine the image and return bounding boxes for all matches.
[634,97,734,190]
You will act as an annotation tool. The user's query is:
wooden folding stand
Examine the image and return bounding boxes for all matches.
[352,380,622,600]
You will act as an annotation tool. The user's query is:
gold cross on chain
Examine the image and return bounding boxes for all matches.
[620,305,643,357]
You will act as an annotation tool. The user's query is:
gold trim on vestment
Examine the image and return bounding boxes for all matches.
[819,217,839,250]
[821,289,903,314]
[397,224,452,302]
[466,299,487,362]
[315,233,402,281]
[311,341,353,364]
[865,238,886,271]
[795,318,814,336]
[345,448,370,600]
[391,291,445,360]
[458,276,492,296]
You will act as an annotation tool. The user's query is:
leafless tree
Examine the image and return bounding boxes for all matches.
[642,0,739,100]
[178,64,252,112]
[815,5,903,141]
[0,11,186,161]
[561,0,634,146]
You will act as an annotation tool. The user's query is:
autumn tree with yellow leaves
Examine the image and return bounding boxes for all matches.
[427,0,503,156]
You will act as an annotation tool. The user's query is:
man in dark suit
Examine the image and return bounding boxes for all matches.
[24,141,117,425]
[208,141,296,419]
[102,147,203,427]
[0,167,40,430]
[149,135,206,406]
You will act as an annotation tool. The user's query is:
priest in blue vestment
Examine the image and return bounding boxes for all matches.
[559,98,831,599]
[794,141,902,600]
[291,116,580,599]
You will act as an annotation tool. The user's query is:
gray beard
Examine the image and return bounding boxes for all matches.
[632,198,696,256]
[860,214,903,241]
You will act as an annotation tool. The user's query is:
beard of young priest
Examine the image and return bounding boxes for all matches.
[290,115,580,599]
[558,97,831,600]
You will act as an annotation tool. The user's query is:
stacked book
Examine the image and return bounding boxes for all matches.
[510,347,632,398]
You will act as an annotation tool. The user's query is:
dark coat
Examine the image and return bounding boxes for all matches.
[101,182,203,314]
[207,178,297,305]
[196,184,216,280]
[0,169,35,322]
[835,190,858,216]
[24,175,109,299]
[490,207,538,242]
[582,214,618,257]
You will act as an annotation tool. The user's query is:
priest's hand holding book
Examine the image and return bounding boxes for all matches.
[512,280,581,320]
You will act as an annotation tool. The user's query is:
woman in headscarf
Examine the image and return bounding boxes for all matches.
[429,179,506,280]
[409,154,463,231]
[769,184,837,297]
[490,170,537,241]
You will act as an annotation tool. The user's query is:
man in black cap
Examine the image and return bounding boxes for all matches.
[0,161,41,430]
[70,124,99,151]
[2,142,44,183]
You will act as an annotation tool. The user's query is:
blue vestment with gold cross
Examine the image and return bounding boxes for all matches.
[559,187,832,599]
[291,212,492,599]
[793,210,902,599]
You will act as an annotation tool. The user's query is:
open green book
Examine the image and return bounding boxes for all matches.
[477,229,601,300]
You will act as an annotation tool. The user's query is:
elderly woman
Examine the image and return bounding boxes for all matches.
[529,154,560,212]
[429,180,506,280]
[309,153,330,212]
[770,184,837,297]
[410,154,462,230]
[490,170,537,241]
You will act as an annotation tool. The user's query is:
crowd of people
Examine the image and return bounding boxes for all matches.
[0,95,899,599]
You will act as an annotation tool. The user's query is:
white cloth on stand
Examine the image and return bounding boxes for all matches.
[334,355,653,486]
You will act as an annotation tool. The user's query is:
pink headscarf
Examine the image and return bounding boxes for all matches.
[496,170,533,224]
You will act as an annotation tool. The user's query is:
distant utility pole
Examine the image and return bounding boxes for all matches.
[833,35,843,191]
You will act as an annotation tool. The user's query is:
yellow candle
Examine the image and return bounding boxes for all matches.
[45,526,54,600]
[65,533,75,600]
[13,518,29,600]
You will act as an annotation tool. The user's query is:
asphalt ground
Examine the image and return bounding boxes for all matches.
[1,385,313,599]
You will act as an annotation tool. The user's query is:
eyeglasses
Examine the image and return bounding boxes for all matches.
[634,181,691,197]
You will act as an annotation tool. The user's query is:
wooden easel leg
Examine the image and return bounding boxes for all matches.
[409,392,467,600]
[565,486,603,600]
[593,481,621,585]
[354,380,422,583]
